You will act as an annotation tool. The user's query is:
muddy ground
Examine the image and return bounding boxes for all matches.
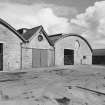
[0,65,105,105]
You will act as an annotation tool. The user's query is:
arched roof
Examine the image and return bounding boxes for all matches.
[54,33,93,53]
[0,18,26,42]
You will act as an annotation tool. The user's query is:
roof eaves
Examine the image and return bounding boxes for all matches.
[53,33,93,53]
[48,33,63,45]
[41,27,54,46]
[0,18,27,42]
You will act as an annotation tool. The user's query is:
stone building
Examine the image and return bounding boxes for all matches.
[49,34,92,66]
[0,18,92,71]
[0,18,26,71]
[18,26,54,69]
[18,28,92,68]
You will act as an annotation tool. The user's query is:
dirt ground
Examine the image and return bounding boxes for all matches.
[0,65,105,105]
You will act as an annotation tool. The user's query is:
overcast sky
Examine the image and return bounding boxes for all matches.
[0,0,104,49]
[0,0,99,13]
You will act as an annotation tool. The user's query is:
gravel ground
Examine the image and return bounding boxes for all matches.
[0,65,105,105]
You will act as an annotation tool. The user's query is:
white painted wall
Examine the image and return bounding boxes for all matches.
[0,24,22,71]
[54,36,92,66]
[23,29,53,49]
[22,30,54,69]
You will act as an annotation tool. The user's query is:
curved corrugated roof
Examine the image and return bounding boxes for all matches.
[48,33,93,52]
[0,18,26,42]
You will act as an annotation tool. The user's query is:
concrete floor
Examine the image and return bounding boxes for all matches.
[0,65,105,105]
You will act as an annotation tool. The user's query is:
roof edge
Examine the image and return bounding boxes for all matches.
[54,33,93,53]
[0,18,26,42]
[27,25,43,42]
[41,27,54,46]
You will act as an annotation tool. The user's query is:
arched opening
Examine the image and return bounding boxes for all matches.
[64,49,74,65]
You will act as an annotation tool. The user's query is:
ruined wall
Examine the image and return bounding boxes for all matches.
[0,24,22,71]
[54,36,92,66]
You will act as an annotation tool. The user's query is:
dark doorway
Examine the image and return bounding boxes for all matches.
[92,56,105,65]
[64,49,74,65]
[0,44,3,70]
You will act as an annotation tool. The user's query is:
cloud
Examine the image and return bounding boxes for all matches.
[33,8,73,34]
[52,5,78,18]
[0,0,78,19]
[0,2,77,35]
[71,1,105,48]
[2,0,105,49]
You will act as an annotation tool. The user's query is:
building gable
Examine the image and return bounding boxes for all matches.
[0,18,26,42]
[0,20,24,71]
[17,26,53,46]
[17,26,41,41]
[23,28,53,49]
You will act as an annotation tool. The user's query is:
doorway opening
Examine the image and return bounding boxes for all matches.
[64,49,74,65]
[32,49,48,68]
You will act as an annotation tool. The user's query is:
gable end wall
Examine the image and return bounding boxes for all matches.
[0,24,22,71]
